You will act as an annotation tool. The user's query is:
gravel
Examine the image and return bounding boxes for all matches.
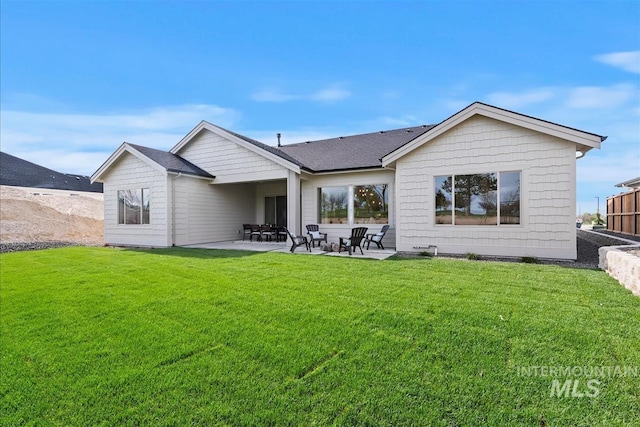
[575,229,639,268]
[0,241,85,253]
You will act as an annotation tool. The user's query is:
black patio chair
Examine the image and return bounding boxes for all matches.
[242,224,252,241]
[365,224,390,250]
[306,224,328,248]
[338,227,368,255]
[284,228,311,253]
[260,224,275,242]
[249,224,261,242]
[276,226,288,242]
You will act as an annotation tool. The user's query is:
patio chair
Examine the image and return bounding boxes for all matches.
[338,227,368,255]
[284,228,311,253]
[249,224,261,242]
[365,225,390,250]
[276,226,288,242]
[242,224,252,241]
[306,224,328,248]
[260,224,275,242]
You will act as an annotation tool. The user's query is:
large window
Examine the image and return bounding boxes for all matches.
[435,172,520,226]
[354,184,388,224]
[319,184,389,224]
[319,186,348,224]
[118,189,150,225]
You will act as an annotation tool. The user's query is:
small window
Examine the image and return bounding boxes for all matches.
[435,176,453,224]
[499,171,520,224]
[118,189,150,225]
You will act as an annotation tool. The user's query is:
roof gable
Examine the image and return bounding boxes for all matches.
[170,121,302,173]
[91,143,214,183]
[382,102,606,167]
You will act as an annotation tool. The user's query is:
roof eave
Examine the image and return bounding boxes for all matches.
[167,170,216,180]
[382,102,605,166]
[170,121,302,174]
[91,143,168,183]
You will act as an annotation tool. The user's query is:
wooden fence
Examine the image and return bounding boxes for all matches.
[607,188,640,236]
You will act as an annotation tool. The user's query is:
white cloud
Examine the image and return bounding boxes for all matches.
[252,84,351,103]
[565,84,637,109]
[310,87,351,102]
[251,89,299,102]
[0,104,240,176]
[595,51,640,74]
[486,88,555,109]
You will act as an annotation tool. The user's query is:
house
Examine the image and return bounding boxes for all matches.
[1,151,103,193]
[91,102,605,259]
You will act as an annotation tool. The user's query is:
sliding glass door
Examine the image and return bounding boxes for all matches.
[265,196,287,227]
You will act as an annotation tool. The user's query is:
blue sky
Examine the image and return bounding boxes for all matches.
[1,0,638,215]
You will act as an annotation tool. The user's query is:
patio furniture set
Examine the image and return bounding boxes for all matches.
[242,224,288,243]
[243,223,389,255]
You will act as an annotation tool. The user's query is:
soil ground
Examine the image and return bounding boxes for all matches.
[0,185,103,246]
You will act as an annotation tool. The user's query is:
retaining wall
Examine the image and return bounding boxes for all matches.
[599,246,640,297]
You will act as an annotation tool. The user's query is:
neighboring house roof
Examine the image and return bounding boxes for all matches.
[0,151,103,193]
[277,125,434,172]
[126,144,214,178]
[615,176,640,189]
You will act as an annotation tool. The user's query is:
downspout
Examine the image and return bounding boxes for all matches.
[171,172,183,246]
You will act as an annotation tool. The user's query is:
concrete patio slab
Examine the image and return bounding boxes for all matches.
[183,240,396,259]
[183,240,286,252]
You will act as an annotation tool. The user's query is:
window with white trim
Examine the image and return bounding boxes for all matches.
[118,189,150,225]
[435,172,520,225]
[318,184,389,224]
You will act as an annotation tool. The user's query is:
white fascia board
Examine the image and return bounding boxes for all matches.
[91,143,167,183]
[382,102,604,167]
[307,167,386,176]
[167,171,215,182]
[474,104,603,149]
[170,121,301,174]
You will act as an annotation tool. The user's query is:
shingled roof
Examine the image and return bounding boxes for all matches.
[277,125,434,172]
[215,125,305,168]
[0,151,103,193]
[128,144,214,178]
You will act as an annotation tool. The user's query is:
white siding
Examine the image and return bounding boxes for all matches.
[173,177,255,245]
[102,153,170,247]
[301,170,396,248]
[176,130,289,183]
[395,115,577,259]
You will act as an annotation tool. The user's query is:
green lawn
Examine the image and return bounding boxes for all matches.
[1,247,639,426]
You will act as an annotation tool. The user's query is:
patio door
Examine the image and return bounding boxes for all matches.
[265,196,287,227]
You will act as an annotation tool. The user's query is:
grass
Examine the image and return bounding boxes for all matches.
[1,247,639,426]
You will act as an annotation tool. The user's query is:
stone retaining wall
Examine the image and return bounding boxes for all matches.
[599,246,640,297]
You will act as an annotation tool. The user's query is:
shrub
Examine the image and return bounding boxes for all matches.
[521,256,541,264]
[466,252,481,260]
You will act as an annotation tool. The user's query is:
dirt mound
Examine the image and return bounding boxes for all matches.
[0,186,104,245]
